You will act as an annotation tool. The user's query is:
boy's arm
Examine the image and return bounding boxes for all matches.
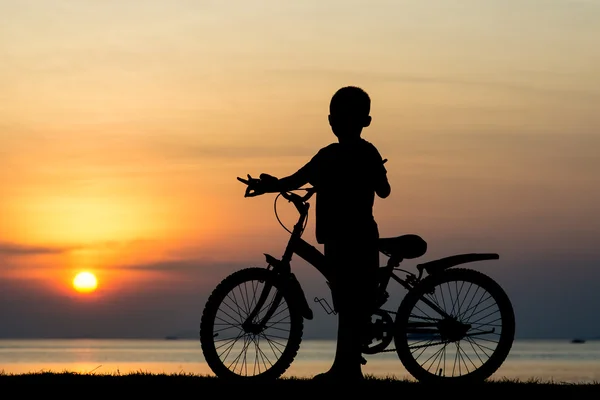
[261,170,309,193]
[376,172,391,198]
[279,172,310,191]
[374,156,391,199]
[256,157,315,194]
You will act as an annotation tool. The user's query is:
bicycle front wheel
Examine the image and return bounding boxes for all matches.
[199,267,304,380]
[394,268,515,383]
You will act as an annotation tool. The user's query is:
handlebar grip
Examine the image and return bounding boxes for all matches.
[281,191,296,202]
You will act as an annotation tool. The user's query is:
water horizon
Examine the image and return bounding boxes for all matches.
[1,338,599,383]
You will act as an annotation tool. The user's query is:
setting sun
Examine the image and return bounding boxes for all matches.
[72,272,98,294]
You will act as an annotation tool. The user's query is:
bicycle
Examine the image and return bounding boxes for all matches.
[199,175,515,383]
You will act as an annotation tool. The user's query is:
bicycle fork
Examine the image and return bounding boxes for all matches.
[241,256,314,334]
[241,280,284,334]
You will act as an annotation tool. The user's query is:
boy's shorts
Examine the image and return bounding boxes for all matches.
[324,238,379,315]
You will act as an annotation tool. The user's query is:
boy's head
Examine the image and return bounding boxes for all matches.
[328,86,371,140]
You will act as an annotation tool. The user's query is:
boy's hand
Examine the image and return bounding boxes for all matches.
[257,173,279,193]
[259,173,278,184]
[237,174,279,197]
[237,175,261,197]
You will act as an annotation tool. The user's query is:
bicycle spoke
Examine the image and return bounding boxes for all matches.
[227,334,252,374]
[466,335,487,364]
[449,280,466,317]
[252,335,273,374]
[259,332,286,361]
[457,282,476,319]
[458,291,486,320]
[465,336,496,354]
[215,333,244,353]
[435,344,445,376]
[237,283,251,317]
[221,295,246,325]
[457,341,478,372]
[469,308,500,327]
[417,341,449,373]
[452,341,460,376]
[465,332,500,342]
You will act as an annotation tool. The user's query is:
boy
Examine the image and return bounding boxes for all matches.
[247,86,390,381]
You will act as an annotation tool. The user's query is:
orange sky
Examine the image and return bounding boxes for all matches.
[0,0,599,339]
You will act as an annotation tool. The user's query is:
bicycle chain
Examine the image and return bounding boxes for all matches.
[372,308,452,353]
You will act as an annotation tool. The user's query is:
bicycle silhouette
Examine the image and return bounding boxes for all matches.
[199,175,515,383]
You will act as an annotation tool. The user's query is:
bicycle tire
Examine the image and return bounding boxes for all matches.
[199,267,304,381]
[394,268,515,383]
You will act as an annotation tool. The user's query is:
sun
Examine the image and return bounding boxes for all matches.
[72,271,98,293]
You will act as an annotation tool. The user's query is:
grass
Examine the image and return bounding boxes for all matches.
[1,371,599,395]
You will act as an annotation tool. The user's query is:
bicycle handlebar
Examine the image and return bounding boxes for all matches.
[237,174,316,208]
[281,187,316,205]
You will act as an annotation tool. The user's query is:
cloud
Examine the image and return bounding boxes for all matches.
[0,242,75,256]
[0,239,162,276]
[0,239,154,258]
[148,142,318,161]
[115,257,254,283]
[267,67,600,102]
[0,242,74,276]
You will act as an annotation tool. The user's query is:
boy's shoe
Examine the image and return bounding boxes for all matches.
[311,370,365,383]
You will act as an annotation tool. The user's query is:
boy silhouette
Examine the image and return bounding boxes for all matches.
[247,86,390,381]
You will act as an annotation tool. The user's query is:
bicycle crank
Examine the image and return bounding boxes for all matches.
[362,309,395,355]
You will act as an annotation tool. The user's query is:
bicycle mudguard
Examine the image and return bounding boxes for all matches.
[265,253,314,320]
[416,253,499,275]
[279,273,314,320]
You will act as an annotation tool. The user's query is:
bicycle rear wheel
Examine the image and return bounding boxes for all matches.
[394,268,515,383]
[199,268,304,380]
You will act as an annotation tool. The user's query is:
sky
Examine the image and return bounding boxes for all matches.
[0,0,599,340]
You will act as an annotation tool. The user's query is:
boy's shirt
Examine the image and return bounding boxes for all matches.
[295,138,388,244]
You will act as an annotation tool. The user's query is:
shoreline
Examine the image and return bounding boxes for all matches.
[1,371,599,392]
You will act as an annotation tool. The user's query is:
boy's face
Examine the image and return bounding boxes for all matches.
[328,113,371,139]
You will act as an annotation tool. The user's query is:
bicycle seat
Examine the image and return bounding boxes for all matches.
[378,234,427,260]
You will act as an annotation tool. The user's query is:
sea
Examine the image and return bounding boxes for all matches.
[1,339,599,383]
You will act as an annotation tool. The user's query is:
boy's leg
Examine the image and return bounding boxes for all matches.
[324,239,379,377]
[346,238,379,370]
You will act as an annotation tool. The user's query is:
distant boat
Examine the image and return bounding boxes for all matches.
[571,338,585,344]
[165,336,178,340]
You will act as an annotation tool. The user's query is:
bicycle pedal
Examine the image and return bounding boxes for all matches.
[314,297,337,315]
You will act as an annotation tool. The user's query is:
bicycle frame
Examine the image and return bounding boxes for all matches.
[242,189,457,332]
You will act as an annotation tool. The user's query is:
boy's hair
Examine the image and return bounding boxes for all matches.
[330,86,371,117]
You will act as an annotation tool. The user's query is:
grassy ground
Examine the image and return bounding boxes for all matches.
[1,372,599,395]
